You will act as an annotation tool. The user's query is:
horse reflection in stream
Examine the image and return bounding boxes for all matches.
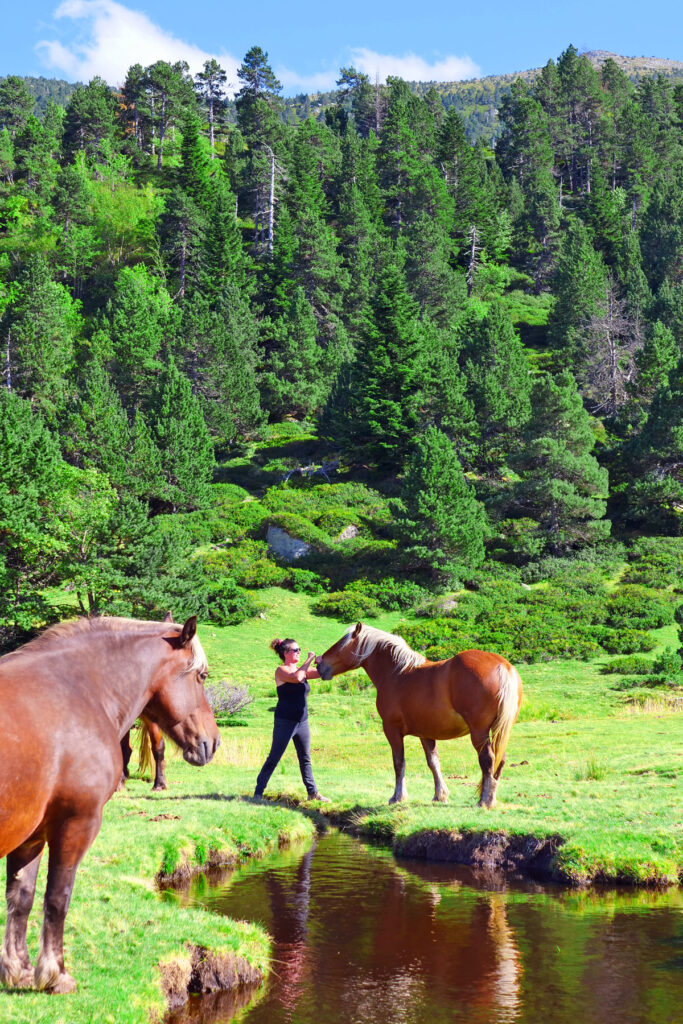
[202,835,523,1024]
[317,624,523,808]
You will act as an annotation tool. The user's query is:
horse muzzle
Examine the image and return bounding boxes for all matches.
[183,734,220,766]
[317,660,333,681]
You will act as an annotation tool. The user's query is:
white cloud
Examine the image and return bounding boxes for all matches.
[349,47,480,83]
[275,66,339,94]
[35,1,482,95]
[36,0,241,88]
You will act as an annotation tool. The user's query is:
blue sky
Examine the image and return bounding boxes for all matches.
[3,0,683,94]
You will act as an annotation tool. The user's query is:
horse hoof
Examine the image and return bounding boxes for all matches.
[152,783,168,791]
[0,963,34,989]
[48,972,77,995]
[433,795,449,804]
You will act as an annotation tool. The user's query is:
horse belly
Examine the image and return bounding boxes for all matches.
[0,740,53,857]
[411,710,470,741]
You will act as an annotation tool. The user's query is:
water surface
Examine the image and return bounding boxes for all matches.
[166,831,683,1024]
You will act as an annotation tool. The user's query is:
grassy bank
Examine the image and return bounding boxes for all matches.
[1,588,682,1021]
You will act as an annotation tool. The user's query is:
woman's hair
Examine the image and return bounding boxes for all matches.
[270,637,297,661]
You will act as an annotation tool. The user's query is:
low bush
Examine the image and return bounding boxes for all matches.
[286,568,326,594]
[205,578,263,626]
[622,536,683,590]
[312,590,381,621]
[345,577,430,612]
[199,541,288,588]
[591,627,657,654]
[602,655,654,675]
[606,585,676,630]
[205,681,254,719]
[316,509,364,539]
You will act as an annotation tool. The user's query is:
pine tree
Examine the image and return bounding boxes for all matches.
[511,371,610,553]
[0,390,62,643]
[148,359,214,510]
[107,264,175,406]
[261,287,326,419]
[194,58,228,158]
[0,76,34,136]
[627,356,683,532]
[460,302,532,467]
[4,255,81,421]
[393,426,488,579]
[62,77,120,164]
[325,252,423,468]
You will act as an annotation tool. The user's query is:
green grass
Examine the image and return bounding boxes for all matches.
[1,588,682,1022]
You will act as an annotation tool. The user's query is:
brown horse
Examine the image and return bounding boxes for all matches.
[0,615,220,995]
[317,623,523,809]
[120,716,168,791]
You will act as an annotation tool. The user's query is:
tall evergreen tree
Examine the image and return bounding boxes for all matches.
[511,371,610,553]
[393,426,488,579]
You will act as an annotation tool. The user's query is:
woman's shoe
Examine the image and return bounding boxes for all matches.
[308,792,330,802]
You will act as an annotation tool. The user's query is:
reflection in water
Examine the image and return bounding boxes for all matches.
[166,832,683,1024]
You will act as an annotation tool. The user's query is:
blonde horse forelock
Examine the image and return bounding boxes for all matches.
[341,624,426,674]
[187,633,208,675]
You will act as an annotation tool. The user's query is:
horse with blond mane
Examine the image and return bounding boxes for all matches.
[317,623,523,808]
[0,615,220,994]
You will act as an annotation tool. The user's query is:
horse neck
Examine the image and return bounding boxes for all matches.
[87,631,162,738]
[359,648,393,691]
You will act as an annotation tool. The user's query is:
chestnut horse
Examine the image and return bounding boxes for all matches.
[120,716,168,791]
[0,615,220,995]
[317,623,523,809]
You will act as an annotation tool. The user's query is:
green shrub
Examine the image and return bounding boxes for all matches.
[345,577,430,611]
[316,509,363,539]
[602,655,654,675]
[622,536,683,590]
[199,541,288,589]
[606,585,676,630]
[205,578,263,626]
[651,646,683,679]
[312,591,381,620]
[286,568,325,594]
[591,627,657,654]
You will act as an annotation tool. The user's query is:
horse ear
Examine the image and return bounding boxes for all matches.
[163,611,174,622]
[353,621,362,637]
[179,616,197,648]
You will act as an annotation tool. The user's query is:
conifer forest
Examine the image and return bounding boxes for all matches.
[1,45,682,663]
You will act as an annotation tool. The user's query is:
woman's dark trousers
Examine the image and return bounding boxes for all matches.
[255,717,317,797]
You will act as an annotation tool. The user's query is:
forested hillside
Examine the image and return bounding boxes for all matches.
[1,44,682,666]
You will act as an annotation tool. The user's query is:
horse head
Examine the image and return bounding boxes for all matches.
[144,616,220,766]
[317,622,364,680]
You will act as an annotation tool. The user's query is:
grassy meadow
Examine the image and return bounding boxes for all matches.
[1,587,682,1023]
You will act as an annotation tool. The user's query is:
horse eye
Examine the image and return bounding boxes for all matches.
[198,670,208,683]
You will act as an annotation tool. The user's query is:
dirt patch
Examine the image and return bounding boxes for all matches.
[159,944,263,1013]
[393,829,567,884]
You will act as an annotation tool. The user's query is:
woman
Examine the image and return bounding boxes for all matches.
[254,638,329,801]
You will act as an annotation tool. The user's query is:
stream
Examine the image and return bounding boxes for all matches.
[165,830,683,1024]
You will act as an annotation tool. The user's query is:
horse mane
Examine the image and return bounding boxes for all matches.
[3,616,207,674]
[341,624,426,674]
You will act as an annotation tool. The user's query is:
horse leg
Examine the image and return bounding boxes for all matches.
[384,727,407,804]
[472,730,496,809]
[35,813,102,994]
[420,738,449,803]
[151,729,168,791]
[117,730,132,790]
[1,839,45,988]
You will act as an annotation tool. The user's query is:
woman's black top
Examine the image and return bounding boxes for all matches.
[274,679,310,722]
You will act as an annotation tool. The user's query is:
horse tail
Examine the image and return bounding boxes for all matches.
[137,718,154,778]
[490,662,522,774]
